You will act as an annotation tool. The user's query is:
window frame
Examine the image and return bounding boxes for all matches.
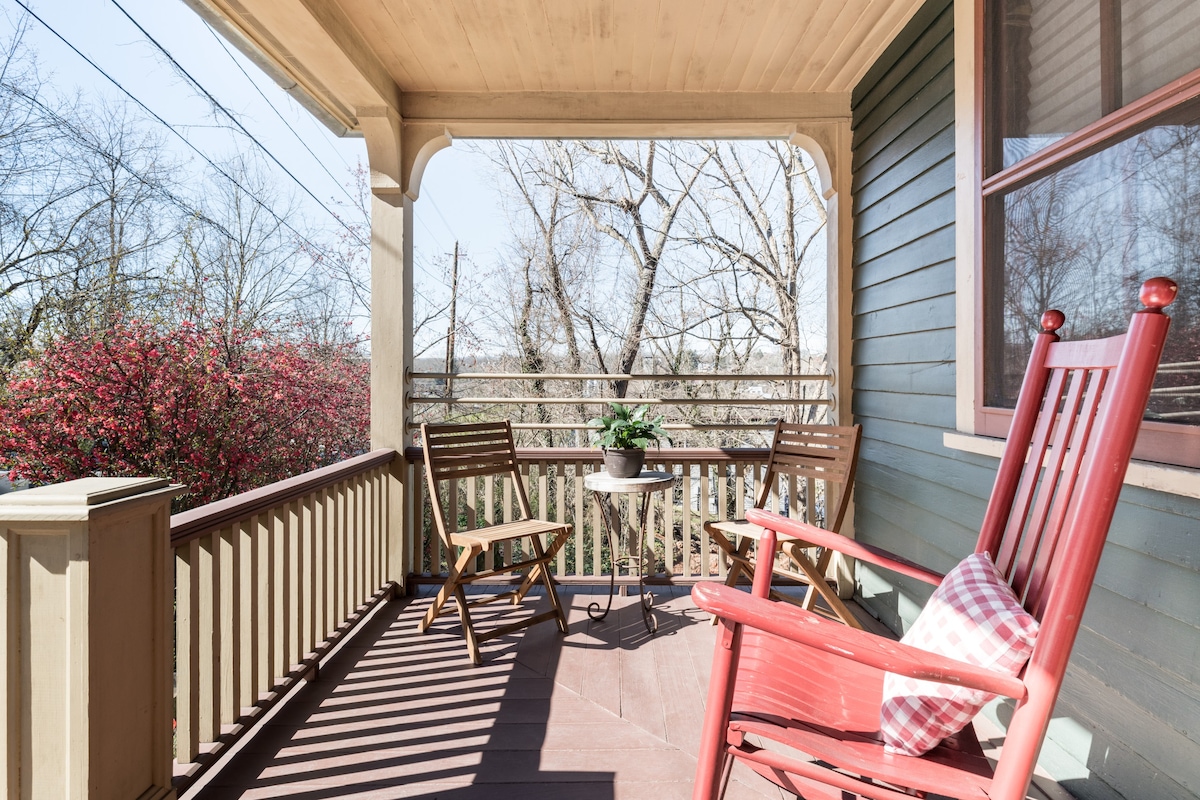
[971,0,1200,469]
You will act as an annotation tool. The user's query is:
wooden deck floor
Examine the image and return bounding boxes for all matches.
[183,586,1072,800]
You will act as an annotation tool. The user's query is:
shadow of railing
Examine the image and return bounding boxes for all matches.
[185,590,630,799]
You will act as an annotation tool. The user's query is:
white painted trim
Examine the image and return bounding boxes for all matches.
[943,432,1200,499]
[953,0,978,434]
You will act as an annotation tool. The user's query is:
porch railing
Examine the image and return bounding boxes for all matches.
[403,446,831,585]
[166,439,833,787]
[169,448,396,786]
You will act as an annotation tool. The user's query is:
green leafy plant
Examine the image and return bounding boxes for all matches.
[587,402,670,450]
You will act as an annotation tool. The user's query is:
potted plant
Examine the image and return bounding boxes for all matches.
[588,402,670,478]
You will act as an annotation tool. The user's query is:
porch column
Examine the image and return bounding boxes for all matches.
[827,119,857,597]
[361,107,414,591]
[795,119,857,597]
[0,477,181,799]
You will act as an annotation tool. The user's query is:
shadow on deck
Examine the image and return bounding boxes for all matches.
[182,587,1072,800]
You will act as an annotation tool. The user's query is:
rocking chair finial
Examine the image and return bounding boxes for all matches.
[1040,309,1065,332]
[1140,276,1177,311]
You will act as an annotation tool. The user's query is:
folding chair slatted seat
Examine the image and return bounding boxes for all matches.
[418,421,570,665]
[691,277,1178,800]
[704,421,863,628]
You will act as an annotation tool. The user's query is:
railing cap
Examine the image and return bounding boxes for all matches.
[0,477,181,508]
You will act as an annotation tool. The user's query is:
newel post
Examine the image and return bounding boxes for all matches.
[1,477,183,799]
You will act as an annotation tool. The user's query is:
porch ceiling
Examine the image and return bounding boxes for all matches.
[186,0,925,134]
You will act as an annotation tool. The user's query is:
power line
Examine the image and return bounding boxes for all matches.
[11,0,450,310]
[1,80,241,245]
[106,0,367,248]
[10,0,354,266]
[204,23,357,178]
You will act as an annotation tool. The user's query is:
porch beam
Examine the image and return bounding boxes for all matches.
[399,90,850,138]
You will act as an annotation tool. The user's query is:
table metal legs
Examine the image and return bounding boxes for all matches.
[586,490,658,634]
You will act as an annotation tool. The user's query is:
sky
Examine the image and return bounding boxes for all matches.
[6,0,508,306]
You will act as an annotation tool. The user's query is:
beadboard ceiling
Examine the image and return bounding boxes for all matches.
[189,0,924,133]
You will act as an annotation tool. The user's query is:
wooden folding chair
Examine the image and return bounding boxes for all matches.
[692,277,1177,800]
[418,421,571,665]
[704,421,863,628]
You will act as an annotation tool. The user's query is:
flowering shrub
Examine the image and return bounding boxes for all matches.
[0,320,369,510]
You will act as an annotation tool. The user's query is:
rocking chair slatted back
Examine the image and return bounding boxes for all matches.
[691,277,1178,800]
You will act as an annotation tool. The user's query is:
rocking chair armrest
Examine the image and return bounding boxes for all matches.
[745,508,944,587]
[692,583,1029,701]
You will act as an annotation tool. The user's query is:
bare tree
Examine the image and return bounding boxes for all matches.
[552,140,711,397]
[685,141,827,422]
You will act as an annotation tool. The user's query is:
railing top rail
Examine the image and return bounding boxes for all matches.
[170,448,397,546]
[412,371,832,382]
[411,396,832,406]
[402,445,772,464]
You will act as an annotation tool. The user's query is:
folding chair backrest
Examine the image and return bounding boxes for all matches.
[754,422,862,533]
[421,421,533,545]
[975,278,1175,797]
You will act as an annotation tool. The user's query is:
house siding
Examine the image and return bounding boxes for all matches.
[849,2,1200,799]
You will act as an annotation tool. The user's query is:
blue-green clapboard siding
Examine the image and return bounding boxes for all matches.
[849,2,1200,799]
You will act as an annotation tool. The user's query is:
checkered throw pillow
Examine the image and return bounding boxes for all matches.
[880,552,1039,756]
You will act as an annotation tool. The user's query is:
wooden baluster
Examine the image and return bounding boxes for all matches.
[362,473,373,597]
[538,461,550,574]
[700,460,711,577]
[323,487,336,641]
[197,532,217,744]
[303,493,316,660]
[573,461,585,577]
[271,506,286,687]
[449,475,462,574]
[556,459,567,575]
[235,518,253,714]
[355,475,366,605]
[287,500,300,670]
[717,462,729,578]
[253,513,270,700]
[218,526,235,732]
[682,462,693,579]
[484,471,496,572]
[665,467,676,577]
[590,465,603,577]
[465,473,478,576]
[175,539,200,763]
[504,468,515,563]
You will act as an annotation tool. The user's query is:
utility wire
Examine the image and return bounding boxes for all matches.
[11,0,450,308]
[106,0,367,248]
[10,0,360,269]
[2,80,241,245]
[111,0,452,307]
[204,22,355,177]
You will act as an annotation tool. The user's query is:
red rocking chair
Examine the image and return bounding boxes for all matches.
[692,277,1177,800]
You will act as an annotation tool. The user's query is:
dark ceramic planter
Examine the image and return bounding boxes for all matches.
[603,448,645,479]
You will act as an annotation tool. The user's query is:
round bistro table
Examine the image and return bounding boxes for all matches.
[582,469,675,634]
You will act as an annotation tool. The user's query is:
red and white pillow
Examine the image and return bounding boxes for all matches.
[880,552,1039,756]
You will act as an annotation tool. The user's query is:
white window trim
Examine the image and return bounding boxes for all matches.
[948,2,1200,499]
[943,432,1200,500]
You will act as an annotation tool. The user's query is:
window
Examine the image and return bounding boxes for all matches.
[979,0,1200,467]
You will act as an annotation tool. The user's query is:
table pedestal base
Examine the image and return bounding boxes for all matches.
[587,489,658,634]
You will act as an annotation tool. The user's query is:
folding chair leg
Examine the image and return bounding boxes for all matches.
[540,531,570,632]
[780,542,862,630]
[419,544,488,666]
[724,536,754,588]
[454,580,483,665]
[711,535,752,626]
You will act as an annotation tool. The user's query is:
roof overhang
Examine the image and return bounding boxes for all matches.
[183,0,925,138]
